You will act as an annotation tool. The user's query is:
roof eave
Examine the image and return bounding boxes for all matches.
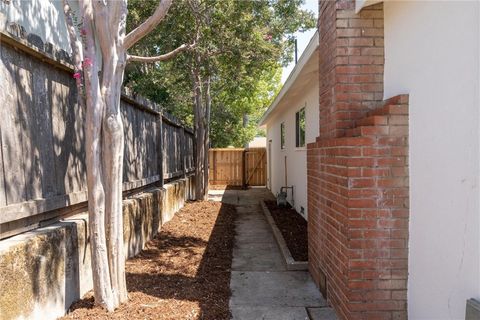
[259,31,319,127]
[355,0,383,13]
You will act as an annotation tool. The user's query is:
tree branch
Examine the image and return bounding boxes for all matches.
[62,0,86,108]
[123,0,173,50]
[127,43,193,63]
[62,0,82,71]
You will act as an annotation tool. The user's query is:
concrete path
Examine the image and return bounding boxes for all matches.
[209,188,337,320]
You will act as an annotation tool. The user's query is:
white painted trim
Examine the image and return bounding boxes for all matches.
[259,31,319,126]
[355,0,383,13]
[477,0,480,301]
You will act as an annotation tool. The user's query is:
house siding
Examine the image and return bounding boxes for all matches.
[0,0,72,53]
[266,80,319,220]
[383,2,480,319]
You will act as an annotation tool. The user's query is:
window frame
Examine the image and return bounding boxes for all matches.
[295,107,306,148]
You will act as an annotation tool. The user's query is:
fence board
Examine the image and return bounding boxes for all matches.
[209,148,267,187]
[209,149,243,186]
[32,61,59,199]
[245,148,267,186]
[0,52,6,206]
[65,71,86,194]
[17,58,41,201]
[134,106,143,180]
[162,119,187,180]
[0,35,195,237]
[188,133,194,170]
[52,77,73,195]
[122,101,137,182]
[157,113,164,186]
[0,45,26,205]
[121,101,131,181]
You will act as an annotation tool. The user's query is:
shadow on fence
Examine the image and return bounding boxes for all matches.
[0,30,195,239]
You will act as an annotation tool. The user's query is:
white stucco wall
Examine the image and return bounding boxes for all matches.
[383,2,480,319]
[266,81,319,220]
[0,0,72,52]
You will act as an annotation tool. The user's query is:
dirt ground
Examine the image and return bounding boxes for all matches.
[60,201,236,320]
[264,200,308,261]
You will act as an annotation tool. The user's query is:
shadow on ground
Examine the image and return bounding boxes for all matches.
[64,189,238,320]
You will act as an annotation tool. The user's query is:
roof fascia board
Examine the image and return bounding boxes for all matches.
[259,31,319,126]
[355,0,383,13]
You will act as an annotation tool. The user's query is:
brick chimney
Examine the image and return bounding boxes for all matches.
[307,1,409,319]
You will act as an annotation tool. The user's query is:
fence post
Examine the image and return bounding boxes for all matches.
[212,149,216,184]
[242,149,246,189]
[181,127,186,178]
[158,111,164,186]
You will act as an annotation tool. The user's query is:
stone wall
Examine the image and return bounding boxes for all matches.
[0,176,195,320]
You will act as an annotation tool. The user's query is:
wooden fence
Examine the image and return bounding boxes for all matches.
[0,32,195,239]
[162,112,195,180]
[209,148,266,187]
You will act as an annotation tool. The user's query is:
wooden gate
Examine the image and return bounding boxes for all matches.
[209,148,267,187]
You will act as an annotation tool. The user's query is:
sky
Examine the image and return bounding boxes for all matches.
[281,0,318,83]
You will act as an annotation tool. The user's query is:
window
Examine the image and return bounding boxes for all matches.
[280,122,285,149]
[296,108,306,148]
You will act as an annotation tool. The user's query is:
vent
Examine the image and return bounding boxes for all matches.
[466,299,480,320]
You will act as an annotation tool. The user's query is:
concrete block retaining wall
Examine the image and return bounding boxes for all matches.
[0,176,195,320]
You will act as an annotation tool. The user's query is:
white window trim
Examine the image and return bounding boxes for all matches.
[295,106,306,148]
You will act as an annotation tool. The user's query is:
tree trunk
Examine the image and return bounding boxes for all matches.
[193,61,206,200]
[243,113,249,148]
[203,75,211,199]
[79,1,115,311]
[101,50,128,308]
[93,0,129,307]
[64,0,180,310]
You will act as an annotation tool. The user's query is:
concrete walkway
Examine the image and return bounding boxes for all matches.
[209,188,337,320]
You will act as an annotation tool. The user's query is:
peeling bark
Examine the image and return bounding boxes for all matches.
[204,75,211,198]
[193,59,211,201]
[79,0,115,311]
[63,0,190,311]
[92,0,129,307]
[193,57,206,200]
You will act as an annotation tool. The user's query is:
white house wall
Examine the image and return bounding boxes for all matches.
[383,2,480,319]
[266,80,319,220]
[0,0,72,53]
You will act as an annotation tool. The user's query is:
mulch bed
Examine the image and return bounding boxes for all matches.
[60,201,236,320]
[264,200,308,262]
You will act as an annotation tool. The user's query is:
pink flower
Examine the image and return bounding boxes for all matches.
[73,72,81,79]
[83,57,93,67]
[80,28,87,36]
[264,34,272,41]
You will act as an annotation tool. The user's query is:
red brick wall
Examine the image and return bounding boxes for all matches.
[308,1,409,319]
[318,0,384,139]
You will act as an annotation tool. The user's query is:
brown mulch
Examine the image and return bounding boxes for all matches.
[60,201,236,320]
[264,200,308,262]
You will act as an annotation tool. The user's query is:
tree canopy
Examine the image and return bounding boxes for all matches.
[125,0,315,147]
